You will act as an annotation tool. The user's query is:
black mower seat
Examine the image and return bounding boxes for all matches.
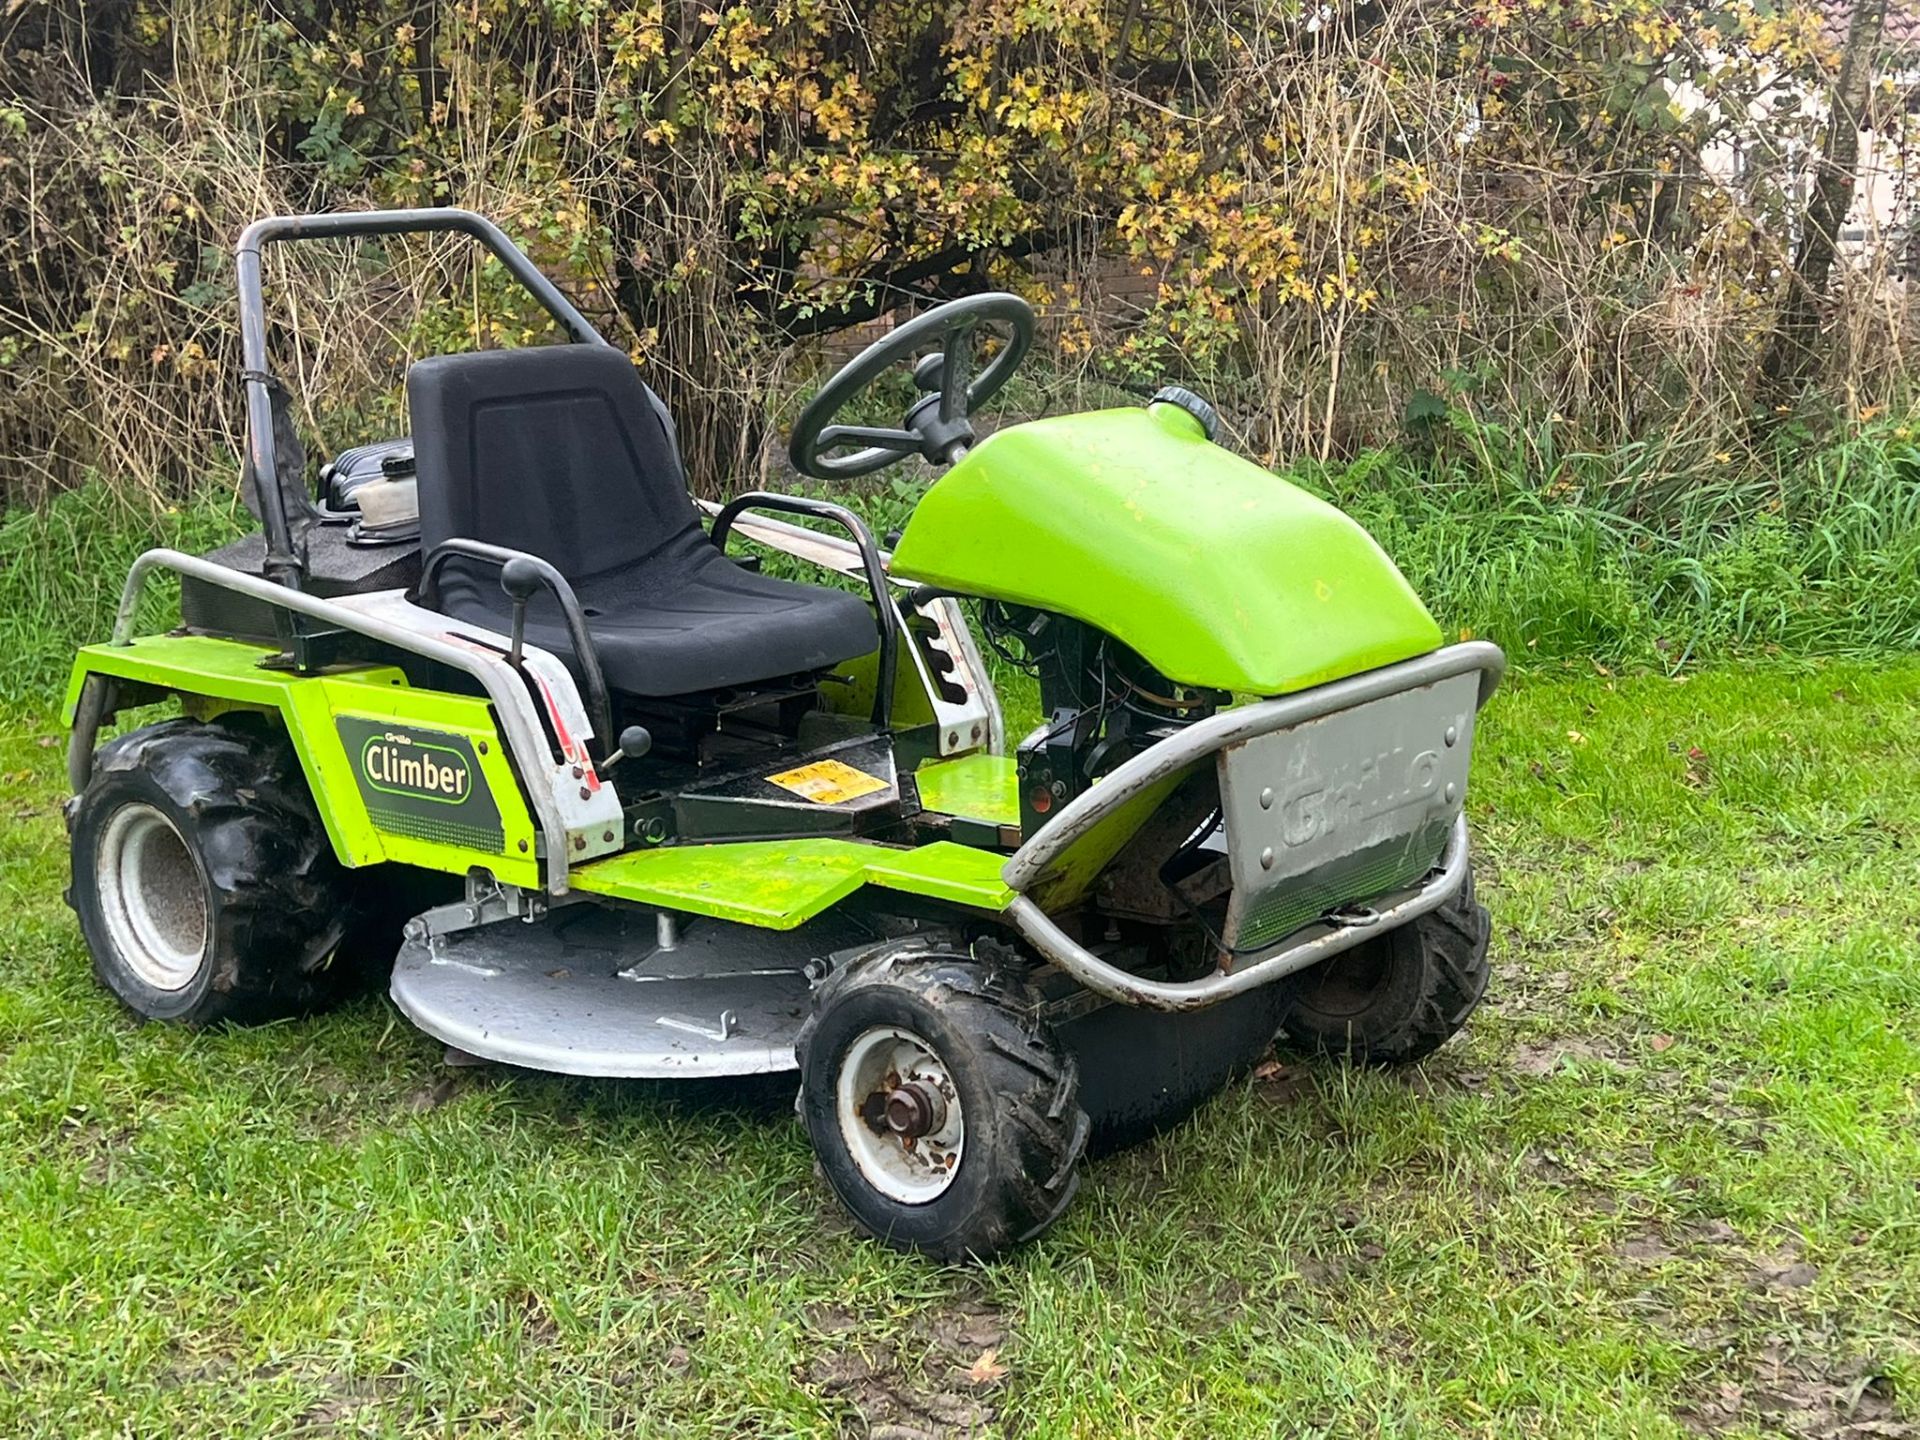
[407,345,877,698]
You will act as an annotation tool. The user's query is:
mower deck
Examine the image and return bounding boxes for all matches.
[389,905,870,1077]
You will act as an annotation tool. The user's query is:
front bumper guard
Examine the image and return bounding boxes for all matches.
[1008,813,1470,1013]
[1001,641,1504,1013]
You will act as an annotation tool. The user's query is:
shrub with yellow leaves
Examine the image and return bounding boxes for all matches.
[0,0,1905,505]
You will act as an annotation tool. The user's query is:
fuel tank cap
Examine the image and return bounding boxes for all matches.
[1149,385,1220,441]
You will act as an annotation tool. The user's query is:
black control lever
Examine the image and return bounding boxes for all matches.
[499,556,542,669]
[423,539,614,753]
[599,725,652,774]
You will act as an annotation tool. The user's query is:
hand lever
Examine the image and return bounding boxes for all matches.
[499,556,542,668]
[599,725,652,774]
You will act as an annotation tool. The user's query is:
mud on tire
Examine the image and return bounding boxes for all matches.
[67,715,361,1026]
[796,947,1090,1261]
[1274,868,1491,1066]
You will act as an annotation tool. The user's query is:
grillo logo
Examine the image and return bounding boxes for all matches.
[361,731,472,803]
[1278,746,1439,847]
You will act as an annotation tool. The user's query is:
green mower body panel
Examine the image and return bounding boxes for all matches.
[571,838,1012,927]
[65,635,1027,926]
[889,405,1444,695]
[67,635,543,887]
[911,752,1019,829]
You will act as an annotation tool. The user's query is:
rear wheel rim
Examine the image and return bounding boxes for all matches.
[96,803,208,992]
[836,1026,965,1204]
[1299,941,1392,1019]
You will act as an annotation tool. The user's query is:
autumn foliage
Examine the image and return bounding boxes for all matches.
[0,0,1910,504]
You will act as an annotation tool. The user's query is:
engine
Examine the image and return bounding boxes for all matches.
[980,602,1226,840]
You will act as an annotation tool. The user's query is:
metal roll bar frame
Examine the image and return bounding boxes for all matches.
[235,208,609,591]
[239,213,894,742]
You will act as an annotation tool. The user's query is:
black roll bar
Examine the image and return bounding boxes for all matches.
[234,208,608,589]
[709,493,900,730]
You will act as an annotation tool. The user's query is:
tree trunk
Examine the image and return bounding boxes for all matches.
[1752,0,1886,420]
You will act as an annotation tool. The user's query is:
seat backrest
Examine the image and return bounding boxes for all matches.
[407,344,698,580]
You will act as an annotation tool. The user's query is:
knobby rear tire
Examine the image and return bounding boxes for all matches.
[67,716,363,1027]
[1274,867,1491,1066]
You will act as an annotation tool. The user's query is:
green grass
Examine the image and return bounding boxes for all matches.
[1304,415,1920,666]
[10,412,1920,709]
[4,658,1918,1436]
[0,483,249,708]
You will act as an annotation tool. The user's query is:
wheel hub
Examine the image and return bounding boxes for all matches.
[882,1080,946,1139]
[837,1027,966,1204]
[96,802,208,992]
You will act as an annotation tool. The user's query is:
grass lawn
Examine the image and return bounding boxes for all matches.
[2,659,1917,1438]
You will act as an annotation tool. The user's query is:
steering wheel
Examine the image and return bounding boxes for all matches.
[789,293,1036,480]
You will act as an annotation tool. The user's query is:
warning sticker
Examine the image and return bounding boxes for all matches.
[766,758,890,805]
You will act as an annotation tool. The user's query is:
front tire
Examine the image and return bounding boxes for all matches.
[1274,868,1491,1065]
[796,947,1090,1261]
[67,716,358,1026]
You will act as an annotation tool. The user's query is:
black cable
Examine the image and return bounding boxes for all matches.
[980,600,1042,675]
[1154,806,1311,961]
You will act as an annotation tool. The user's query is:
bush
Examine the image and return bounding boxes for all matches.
[2,1,1913,509]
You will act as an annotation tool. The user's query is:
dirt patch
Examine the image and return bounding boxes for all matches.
[1250,1056,1314,1105]
[1748,1243,1821,1292]
[1691,1219,1741,1246]
[514,1289,563,1348]
[55,1111,137,1185]
[1290,1221,1391,1289]
[801,1297,1009,1438]
[806,1302,860,1336]
[1509,1036,1627,1077]
[1678,1342,1907,1438]
[1501,965,1590,1013]
[1616,1231,1680,1264]
[405,1072,466,1113]
[294,1372,396,1431]
[1402,1063,1489,1100]
[922,1301,1006,1361]
[153,1355,397,1430]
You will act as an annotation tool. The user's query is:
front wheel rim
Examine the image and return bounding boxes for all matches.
[96,803,209,991]
[835,1026,966,1204]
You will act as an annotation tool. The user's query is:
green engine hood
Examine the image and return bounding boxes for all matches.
[889,405,1443,696]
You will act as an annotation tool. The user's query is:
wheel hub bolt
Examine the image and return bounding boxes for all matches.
[883,1081,946,1139]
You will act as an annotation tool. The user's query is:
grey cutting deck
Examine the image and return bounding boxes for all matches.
[389,905,865,1078]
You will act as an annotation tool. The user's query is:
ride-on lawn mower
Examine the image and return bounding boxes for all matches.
[63,210,1503,1259]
